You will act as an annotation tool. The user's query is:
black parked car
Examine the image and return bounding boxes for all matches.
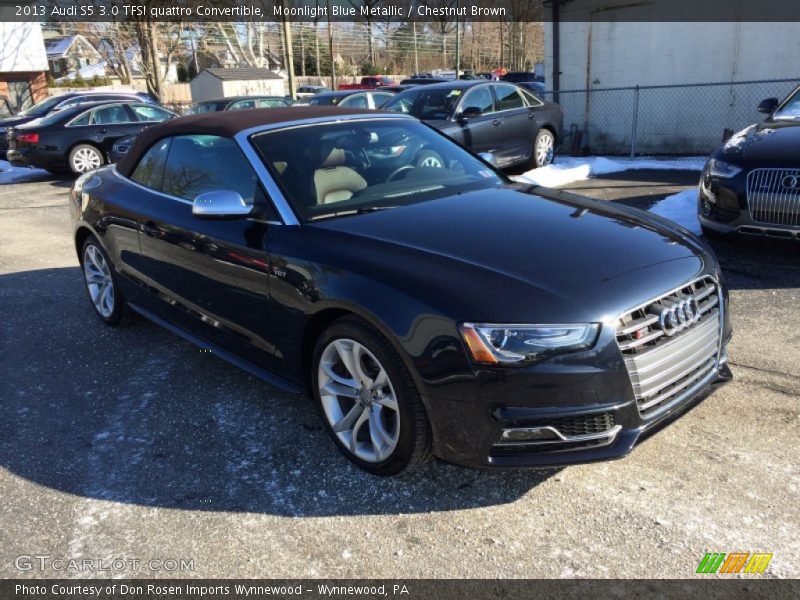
[0,90,156,158]
[187,96,293,115]
[7,101,175,174]
[399,77,450,86]
[382,80,563,169]
[70,107,731,476]
[300,90,396,109]
[699,85,800,240]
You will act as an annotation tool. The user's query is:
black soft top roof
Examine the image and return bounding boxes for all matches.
[115,106,381,177]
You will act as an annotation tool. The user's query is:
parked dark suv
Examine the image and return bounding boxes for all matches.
[699,84,800,240]
[0,90,156,158]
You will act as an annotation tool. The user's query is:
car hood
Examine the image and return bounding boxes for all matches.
[717,120,800,168]
[306,186,713,323]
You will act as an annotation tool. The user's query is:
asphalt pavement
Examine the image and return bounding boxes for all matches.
[0,170,798,579]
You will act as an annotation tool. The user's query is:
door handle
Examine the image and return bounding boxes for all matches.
[527,112,536,120]
[142,221,159,237]
[492,119,502,127]
[97,128,108,134]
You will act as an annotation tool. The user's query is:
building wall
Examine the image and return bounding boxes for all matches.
[0,72,48,108]
[221,79,286,98]
[189,72,224,103]
[543,5,800,153]
[0,22,48,73]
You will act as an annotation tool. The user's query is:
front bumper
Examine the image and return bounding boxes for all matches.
[699,170,800,239]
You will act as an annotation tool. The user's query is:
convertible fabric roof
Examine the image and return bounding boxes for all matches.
[115,106,382,177]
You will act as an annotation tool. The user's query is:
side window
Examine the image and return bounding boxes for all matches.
[130,104,173,122]
[69,111,91,126]
[228,99,256,111]
[519,88,544,107]
[162,135,260,205]
[131,138,171,190]
[494,84,525,111]
[339,94,368,109]
[458,86,495,115]
[256,98,286,108]
[90,105,132,124]
[371,92,394,107]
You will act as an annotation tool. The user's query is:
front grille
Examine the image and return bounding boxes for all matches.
[746,168,800,227]
[615,277,721,417]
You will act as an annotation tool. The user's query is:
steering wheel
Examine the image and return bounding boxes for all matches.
[387,165,415,182]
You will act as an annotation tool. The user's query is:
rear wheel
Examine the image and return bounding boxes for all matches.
[312,317,432,476]
[80,236,134,326]
[525,128,555,170]
[69,144,104,175]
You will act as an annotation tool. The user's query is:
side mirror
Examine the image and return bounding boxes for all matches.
[192,190,251,219]
[457,106,483,121]
[478,152,498,166]
[757,97,779,114]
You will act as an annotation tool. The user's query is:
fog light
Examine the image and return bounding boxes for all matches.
[701,201,713,217]
[499,427,560,443]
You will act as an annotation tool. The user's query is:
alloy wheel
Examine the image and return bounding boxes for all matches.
[419,155,443,168]
[317,338,400,463]
[72,147,102,172]
[83,244,115,318]
[536,132,555,167]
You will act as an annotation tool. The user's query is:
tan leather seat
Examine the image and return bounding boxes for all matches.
[313,147,367,204]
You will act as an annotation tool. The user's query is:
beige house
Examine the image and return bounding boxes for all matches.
[189,68,286,103]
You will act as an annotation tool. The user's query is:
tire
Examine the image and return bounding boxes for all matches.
[311,317,433,476]
[701,225,727,241]
[79,235,135,327]
[68,144,104,175]
[524,128,555,170]
[414,149,445,169]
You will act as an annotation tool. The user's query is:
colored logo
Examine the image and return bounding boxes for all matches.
[696,552,773,574]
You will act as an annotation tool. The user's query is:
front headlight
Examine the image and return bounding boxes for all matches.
[460,323,600,365]
[707,158,742,178]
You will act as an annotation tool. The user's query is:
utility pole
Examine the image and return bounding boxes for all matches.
[455,4,461,76]
[413,21,418,75]
[326,0,336,89]
[281,2,296,99]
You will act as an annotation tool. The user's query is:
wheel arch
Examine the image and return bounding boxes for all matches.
[74,224,98,261]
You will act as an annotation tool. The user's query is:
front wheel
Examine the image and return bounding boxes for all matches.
[312,317,432,476]
[69,144,104,175]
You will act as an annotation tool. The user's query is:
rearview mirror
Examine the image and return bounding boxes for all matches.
[458,106,483,121]
[478,152,498,166]
[192,190,251,219]
[757,97,780,114]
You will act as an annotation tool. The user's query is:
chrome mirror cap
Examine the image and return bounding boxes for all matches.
[192,190,251,219]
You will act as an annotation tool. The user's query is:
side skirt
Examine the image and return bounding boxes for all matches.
[128,303,302,394]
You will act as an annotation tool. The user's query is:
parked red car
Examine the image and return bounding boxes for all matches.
[338,76,393,91]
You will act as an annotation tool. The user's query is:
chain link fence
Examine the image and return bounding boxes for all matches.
[543,79,798,156]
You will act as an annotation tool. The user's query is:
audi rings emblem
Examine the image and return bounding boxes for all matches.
[651,296,701,336]
[781,175,800,190]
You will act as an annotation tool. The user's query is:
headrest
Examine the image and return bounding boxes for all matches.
[319,146,346,168]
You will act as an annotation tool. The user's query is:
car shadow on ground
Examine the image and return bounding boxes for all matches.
[0,267,557,517]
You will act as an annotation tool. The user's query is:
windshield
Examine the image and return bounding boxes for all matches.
[382,87,463,120]
[773,88,800,120]
[18,95,65,117]
[250,118,505,222]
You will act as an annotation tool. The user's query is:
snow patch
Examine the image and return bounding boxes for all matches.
[649,189,701,235]
[0,159,50,184]
[513,156,707,188]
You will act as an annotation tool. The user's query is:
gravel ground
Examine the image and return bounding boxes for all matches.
[0,171,798,579]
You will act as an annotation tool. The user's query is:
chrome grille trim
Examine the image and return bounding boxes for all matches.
[746,168,800,228]
[615,277,722,418]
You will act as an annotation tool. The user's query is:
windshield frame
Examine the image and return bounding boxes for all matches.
[772,86,800,120]
[241,114,509,225]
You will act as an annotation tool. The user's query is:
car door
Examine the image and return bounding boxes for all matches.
[451,85,500,155]
[492,83,536,166]
[84,103,143,155]
[136,134,279,369]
